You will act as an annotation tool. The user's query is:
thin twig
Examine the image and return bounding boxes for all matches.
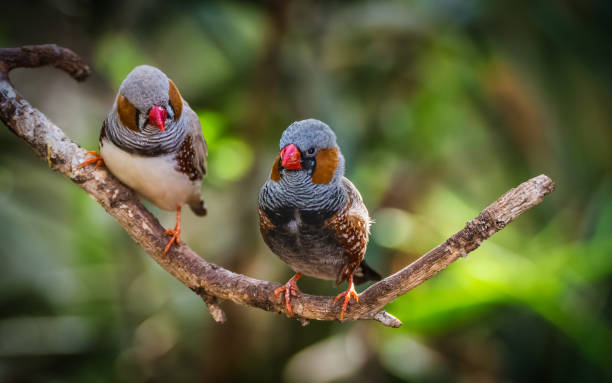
[0,45,555,327]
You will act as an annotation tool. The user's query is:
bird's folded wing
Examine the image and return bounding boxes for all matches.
[183,105,207,178]
[327,177,371,285]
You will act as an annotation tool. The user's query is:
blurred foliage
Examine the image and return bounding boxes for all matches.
[1,0,611,382]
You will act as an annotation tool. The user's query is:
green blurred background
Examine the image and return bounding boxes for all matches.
[1,0,611,382]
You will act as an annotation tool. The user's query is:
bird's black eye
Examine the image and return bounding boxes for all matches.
[307,147,315,155]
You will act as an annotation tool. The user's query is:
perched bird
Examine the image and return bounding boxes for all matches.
[80,65,207,254]
[258,119,381,320]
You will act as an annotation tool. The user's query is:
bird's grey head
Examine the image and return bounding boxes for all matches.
[106,65,187,155]
[280,119,337,152]
[274,119,345,185]
[120,65,170,112]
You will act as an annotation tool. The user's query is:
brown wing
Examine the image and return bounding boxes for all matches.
[258,208,275,237]
[175,105,207,181]
[326,177,372,285]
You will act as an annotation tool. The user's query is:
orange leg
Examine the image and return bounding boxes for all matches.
[163,206,182,255]
[78,151,104,168]
[333,275,359,321]
[274,273,302,317]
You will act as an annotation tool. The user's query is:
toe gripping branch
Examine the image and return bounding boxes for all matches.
[164,206,182,255]
[78,151,104,168]
[275,273,359,321]
[334,275,359,321]
[274,273,303,317]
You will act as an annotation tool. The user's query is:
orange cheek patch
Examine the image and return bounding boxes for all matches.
[312,147,338,184]
[117,95,138,131]
[270,155,281,182]
[168,79,183,120]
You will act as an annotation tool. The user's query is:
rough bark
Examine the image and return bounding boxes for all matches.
[0,45,555,327]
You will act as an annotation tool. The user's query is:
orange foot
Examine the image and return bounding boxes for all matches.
[163,206,182,255]
[274,273,302,317]
[78,151,104,168]
[333,275,359,321]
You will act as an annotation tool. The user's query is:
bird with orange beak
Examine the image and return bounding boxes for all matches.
[258,119,381,320]
[80,65,207,254]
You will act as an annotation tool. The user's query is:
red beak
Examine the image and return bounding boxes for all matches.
[280,144,302,170]
[148,105,167,132]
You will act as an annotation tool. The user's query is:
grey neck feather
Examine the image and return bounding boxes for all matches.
[259,150,347,213]
[104,104,188,156]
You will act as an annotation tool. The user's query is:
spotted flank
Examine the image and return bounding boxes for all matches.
[325,178,371,284]
[175,135,201,181]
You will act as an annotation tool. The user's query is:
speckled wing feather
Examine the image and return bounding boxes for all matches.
[185,105,207,178]
[326,177,375,285]
[174,106,207,180]
[175,105,207,215]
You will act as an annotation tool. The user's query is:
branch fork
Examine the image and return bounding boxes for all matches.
[0,45,555,327]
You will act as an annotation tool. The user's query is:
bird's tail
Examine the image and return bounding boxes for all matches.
[189,198,207,217]
[353,260,382,285]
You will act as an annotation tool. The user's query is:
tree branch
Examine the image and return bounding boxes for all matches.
[0,45,555,327]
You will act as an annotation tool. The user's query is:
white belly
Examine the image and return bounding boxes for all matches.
[101,139,199,211]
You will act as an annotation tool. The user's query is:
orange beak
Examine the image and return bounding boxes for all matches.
[148,105,166,132]
[280,144,301,170]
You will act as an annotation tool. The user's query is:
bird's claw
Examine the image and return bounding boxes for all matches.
[274,273,302,317]
[163,227,181,255]
[334,277,359,321]
[163,206,182,255]
[78,151,104,168]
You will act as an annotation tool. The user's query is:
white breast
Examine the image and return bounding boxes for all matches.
[101,139,200,211]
